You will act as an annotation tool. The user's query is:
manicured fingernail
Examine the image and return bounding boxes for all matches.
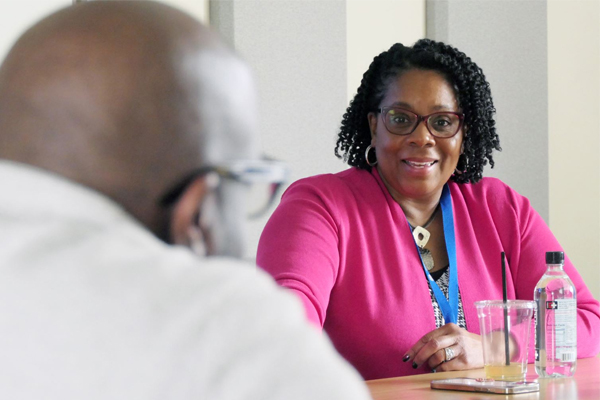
[402,355,410,362]
[412,362,418,369]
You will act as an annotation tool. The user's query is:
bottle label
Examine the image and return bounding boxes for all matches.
[549,299,577,362]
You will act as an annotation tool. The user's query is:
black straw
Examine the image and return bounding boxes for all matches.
[501,252,510,366]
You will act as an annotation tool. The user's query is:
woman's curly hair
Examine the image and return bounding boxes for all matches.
[335,39,500,184]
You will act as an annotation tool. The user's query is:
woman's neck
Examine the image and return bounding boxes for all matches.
[377,169,443,227]
[399,198,441,228]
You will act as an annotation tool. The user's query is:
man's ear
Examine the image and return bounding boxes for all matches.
[169,176,210,248]
[367,112,378,143]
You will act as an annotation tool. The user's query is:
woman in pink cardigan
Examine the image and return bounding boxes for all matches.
[257,39,600,380]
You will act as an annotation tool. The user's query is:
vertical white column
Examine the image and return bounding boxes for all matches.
[548,0,600,300]
[161,0,209,24]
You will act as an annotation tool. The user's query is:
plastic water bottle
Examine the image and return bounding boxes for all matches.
[534,251,577,378]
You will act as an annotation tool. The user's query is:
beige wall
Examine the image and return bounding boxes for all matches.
[346,0,426,103]
[548,0,600,300]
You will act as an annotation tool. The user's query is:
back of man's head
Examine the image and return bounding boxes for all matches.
[0,5,375,400]
[0,1,259,254]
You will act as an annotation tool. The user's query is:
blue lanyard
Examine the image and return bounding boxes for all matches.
[411,184,458,324]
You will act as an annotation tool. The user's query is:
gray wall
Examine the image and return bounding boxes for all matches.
[427,0,549,222]
[210,0,348,259]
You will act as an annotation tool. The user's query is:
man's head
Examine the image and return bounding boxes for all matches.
[0,1,260,256]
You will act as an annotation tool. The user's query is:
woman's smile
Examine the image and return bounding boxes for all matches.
[368,69,464,202]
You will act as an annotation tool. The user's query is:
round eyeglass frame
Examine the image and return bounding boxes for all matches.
[377,106,465,138]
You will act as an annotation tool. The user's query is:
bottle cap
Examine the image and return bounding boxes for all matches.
[546,251,564,264]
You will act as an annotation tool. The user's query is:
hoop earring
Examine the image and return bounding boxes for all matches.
[454,154,467,175]
[365,145,378,166]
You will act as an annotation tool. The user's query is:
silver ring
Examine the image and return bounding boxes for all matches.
[444,347,455,362]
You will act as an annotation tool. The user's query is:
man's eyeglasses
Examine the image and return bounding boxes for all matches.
[377,106,464,138]
[159,159,289,219]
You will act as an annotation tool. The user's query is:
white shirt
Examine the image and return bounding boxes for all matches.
[0,160,370,400]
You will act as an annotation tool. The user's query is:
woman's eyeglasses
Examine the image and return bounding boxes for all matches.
[377,106,464,138]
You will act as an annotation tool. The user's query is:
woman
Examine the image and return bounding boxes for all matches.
[256,39,600,380]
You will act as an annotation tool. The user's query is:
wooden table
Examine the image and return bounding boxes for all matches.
[367,355,599,399]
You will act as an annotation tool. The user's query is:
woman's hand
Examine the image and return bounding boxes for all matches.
[403,323,484,372]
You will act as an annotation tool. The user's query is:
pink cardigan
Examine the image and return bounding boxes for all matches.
[257,168,600,380]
